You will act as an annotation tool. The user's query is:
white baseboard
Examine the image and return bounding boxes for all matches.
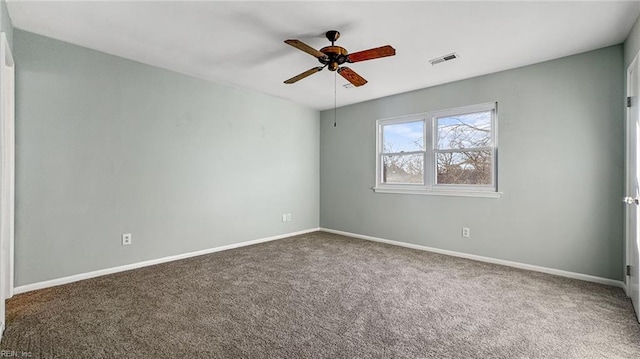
[321,228,625,289]
[13,228,320,295]
[15,227,624,295]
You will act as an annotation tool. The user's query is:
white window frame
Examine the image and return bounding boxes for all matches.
[374,102,501,198]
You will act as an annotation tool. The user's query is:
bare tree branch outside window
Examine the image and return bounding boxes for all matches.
[436,111,492,185]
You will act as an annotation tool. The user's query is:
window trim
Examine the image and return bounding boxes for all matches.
[374,102,501,198]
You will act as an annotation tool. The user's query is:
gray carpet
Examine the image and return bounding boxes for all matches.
[1,231,639,358]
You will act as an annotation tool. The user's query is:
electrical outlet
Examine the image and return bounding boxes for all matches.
[122,233,132,246]
[286,213,292,221]
[282,214,287,222]
[462,227,470,238]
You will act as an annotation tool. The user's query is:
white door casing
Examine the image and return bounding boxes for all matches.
[0,31,15,339]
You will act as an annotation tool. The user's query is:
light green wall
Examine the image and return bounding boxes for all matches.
[14,30,319,286]
[320,45,624,280]
[625,14,640,69]
[0,0,11,48]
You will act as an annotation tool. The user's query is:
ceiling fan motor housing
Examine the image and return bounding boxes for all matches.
[319,46,348,71]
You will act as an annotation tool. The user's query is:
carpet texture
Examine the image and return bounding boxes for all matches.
[1,231,639,358]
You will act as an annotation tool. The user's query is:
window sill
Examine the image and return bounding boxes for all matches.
[372,187,502,198]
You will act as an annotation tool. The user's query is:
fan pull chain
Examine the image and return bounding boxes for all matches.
[334,72,337,127]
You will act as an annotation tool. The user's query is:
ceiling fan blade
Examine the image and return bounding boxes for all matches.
[338,67,368,87]
[284,66,325,84]
[347,45,396,63]
[284,39,327,59]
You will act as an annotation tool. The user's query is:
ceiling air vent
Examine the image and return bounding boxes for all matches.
[429,52,459,65]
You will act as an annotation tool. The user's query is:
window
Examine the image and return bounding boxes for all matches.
[375,102,499,198]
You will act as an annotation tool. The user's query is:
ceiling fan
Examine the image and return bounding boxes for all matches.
[284,30,396,87]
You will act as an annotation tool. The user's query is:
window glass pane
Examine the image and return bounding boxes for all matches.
[382,121,424,153]
[437,111,491,150]
[383,154,424,184]
[436,150,492,185]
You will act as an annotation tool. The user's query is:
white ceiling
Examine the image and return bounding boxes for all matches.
[7,1,640,111]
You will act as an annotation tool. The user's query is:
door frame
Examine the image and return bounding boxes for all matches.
[0,31,15,323]
[625,52,639,302]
